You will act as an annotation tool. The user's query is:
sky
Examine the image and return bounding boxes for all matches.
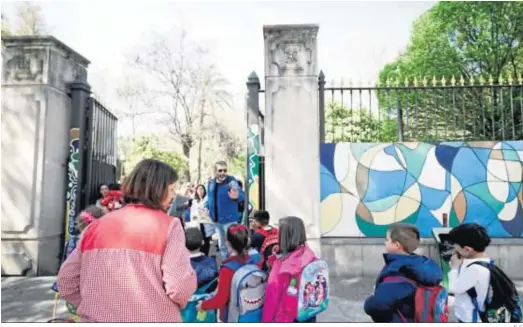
[2,0,436,137]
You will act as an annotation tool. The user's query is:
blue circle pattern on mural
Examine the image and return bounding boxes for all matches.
[319,141,523,237]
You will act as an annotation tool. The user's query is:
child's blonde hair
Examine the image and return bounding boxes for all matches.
[76,205,104,234]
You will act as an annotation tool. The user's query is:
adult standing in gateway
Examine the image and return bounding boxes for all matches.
[205,160,245,259]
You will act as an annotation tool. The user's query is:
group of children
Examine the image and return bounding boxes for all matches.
[364,222,523,323]
[183,210,330,323]
[55,192,523,324]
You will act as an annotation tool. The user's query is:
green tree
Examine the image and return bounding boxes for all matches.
[325,101,394,142]
[1,14,10,37]
[378,1,523,141]
[124,136,188,178]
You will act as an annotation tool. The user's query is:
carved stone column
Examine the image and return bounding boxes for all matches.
[263,25,321,254]
[1,36,90,276]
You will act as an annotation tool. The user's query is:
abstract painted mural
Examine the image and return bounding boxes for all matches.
[64,128,80,242]
[320,141,523,238]
[248,124,260,211]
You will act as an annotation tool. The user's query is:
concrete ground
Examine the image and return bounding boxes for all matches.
[3,275,523,323]
[0,275,454,322]
[0,275,373,323]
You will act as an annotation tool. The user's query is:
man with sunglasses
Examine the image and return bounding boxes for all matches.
[204,160,245,259]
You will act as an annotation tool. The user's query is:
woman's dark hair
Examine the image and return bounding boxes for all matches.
[185,227,203,252]
[226,224,249,255]
[98,184,108,199]
[195,184,207,202]
[123,159,178,210]
[448,223,491,252]
[279,216,307,255]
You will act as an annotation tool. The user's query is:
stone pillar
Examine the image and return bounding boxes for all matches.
[1,36,90,276]
[263,25,321,254]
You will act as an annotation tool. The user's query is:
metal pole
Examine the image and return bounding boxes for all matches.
[245,71,261,222]
[318,71,326,143]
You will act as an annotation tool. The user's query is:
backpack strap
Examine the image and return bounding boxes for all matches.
[382,276,417,287]
[465,260,493,323]
[223,259,243,272]
[197,277,218,294]
[382,276,417,323]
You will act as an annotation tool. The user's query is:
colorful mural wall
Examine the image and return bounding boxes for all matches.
[64,128,80,243]
[248,124,260,210]
[320,141,523,238]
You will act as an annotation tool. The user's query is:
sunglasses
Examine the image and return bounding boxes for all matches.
[217,169,227,173]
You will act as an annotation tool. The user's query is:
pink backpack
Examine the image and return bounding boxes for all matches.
[271,259,330,322]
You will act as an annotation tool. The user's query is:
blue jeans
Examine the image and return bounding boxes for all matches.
[214,222,235,259]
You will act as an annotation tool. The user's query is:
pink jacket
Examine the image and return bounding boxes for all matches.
[261,245,317,322]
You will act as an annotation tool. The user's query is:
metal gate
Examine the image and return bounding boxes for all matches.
[84,97,118,206]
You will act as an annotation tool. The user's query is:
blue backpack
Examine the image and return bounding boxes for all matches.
[181,278,218,323]
[222,256,267,322]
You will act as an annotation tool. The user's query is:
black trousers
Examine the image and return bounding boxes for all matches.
[200,223,211,256]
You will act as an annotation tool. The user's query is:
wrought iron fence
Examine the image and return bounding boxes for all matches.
[319,73,523,143]
[84,97,118,206]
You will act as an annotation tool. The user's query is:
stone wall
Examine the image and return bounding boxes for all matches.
[322,238,523,280]
[1,36,90,276]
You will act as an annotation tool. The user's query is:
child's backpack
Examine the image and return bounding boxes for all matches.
[278,259,330,322]
[466,261,523,323]
[383,276,449,323]
[258,227,279,270]
[181,278,218,323]
[223,256,268,323]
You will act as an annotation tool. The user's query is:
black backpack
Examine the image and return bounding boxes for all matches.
[466,261,523,323]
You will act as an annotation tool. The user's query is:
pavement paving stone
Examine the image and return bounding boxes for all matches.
[2,276,523,323]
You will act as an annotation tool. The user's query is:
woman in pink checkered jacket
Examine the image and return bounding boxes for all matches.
[57,159,197,322]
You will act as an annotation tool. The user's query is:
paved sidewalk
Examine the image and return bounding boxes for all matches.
[2,276,373,322]
[2,276,522,322]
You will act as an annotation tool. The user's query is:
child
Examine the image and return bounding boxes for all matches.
[101,183,124,212]
[250,210,279,271]
[447,223,492,323]
[196,224,262,322]
[185,227,218,291]
[51,206,104,321]
[363,223,442,323]
[261,216,319,323]
[76,206,104,236]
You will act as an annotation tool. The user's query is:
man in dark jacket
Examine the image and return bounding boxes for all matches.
[364,223,442,322]
[204,161,244,259]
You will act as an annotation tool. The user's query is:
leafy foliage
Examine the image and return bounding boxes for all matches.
[124,136,188,177]
[377,2,523,141]
[325,101,395,142]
